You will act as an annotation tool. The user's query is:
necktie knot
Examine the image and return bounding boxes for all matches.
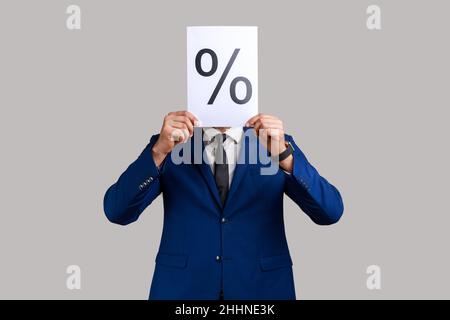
[214,134,227,165]
[214,133,227,145]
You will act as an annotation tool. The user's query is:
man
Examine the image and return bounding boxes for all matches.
[103,111,343,300]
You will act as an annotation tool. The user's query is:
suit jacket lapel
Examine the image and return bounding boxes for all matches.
[191,129,223,210]
[224,127,253,208]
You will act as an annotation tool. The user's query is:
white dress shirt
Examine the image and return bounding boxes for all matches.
[203,127,244,187]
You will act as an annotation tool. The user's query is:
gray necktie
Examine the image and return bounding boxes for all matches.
[214,134,229,206]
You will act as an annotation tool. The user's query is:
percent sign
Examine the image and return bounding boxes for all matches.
[195,48,253,105]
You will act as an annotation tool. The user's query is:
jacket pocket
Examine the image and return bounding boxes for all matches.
[155,253,188,269]
[260,254,293,271]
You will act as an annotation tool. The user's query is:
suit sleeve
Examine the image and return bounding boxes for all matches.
[103,134,163,225]
[283,134,344,225]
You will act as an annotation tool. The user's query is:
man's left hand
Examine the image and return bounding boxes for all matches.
[246,114,293,173]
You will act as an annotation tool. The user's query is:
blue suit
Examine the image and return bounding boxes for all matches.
[103,128,343,300]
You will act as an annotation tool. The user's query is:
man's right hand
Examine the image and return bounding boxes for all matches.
[151,111,199,167]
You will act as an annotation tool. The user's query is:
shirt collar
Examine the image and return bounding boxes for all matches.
[203,127,243,144]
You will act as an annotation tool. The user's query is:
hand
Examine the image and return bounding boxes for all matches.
[246,114,287,155]
[246,113,293,172]
[152,111,198,166]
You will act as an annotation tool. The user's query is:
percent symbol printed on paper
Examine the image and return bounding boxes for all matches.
[195,48,253,105]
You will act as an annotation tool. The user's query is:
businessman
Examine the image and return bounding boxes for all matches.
[103,111,344,300]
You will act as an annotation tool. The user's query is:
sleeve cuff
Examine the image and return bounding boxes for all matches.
[134,135,162,192]
[284,135,312,191]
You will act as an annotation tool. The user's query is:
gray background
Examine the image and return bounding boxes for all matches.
[0,0,449,299]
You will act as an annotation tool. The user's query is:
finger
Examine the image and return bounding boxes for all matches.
[175,126,192,141]
[179,128,190,143]
[258,128,270,146]
[252,118,271,131]
[258,114,280,121]
[259,120,283,129]
[246,114,281,126]
[171,111,199,125]
[253,119,281,134]
[253,119,264,135]
[259,127,269,139]
[171,120,193,137]
[170,128,190,143]
[257,127,282,139]
[169,129,183,142]
[245,113,263,127]
[266,127,284,138]
[170,116,194,136]
[170,121,189,133]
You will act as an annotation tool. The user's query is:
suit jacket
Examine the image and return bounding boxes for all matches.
[103,128,343,300]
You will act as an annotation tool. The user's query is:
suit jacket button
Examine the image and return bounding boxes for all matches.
[221,217,227,224]
[216,255,222,262]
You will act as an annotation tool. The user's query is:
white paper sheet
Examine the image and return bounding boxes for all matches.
[187,26,258,127]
